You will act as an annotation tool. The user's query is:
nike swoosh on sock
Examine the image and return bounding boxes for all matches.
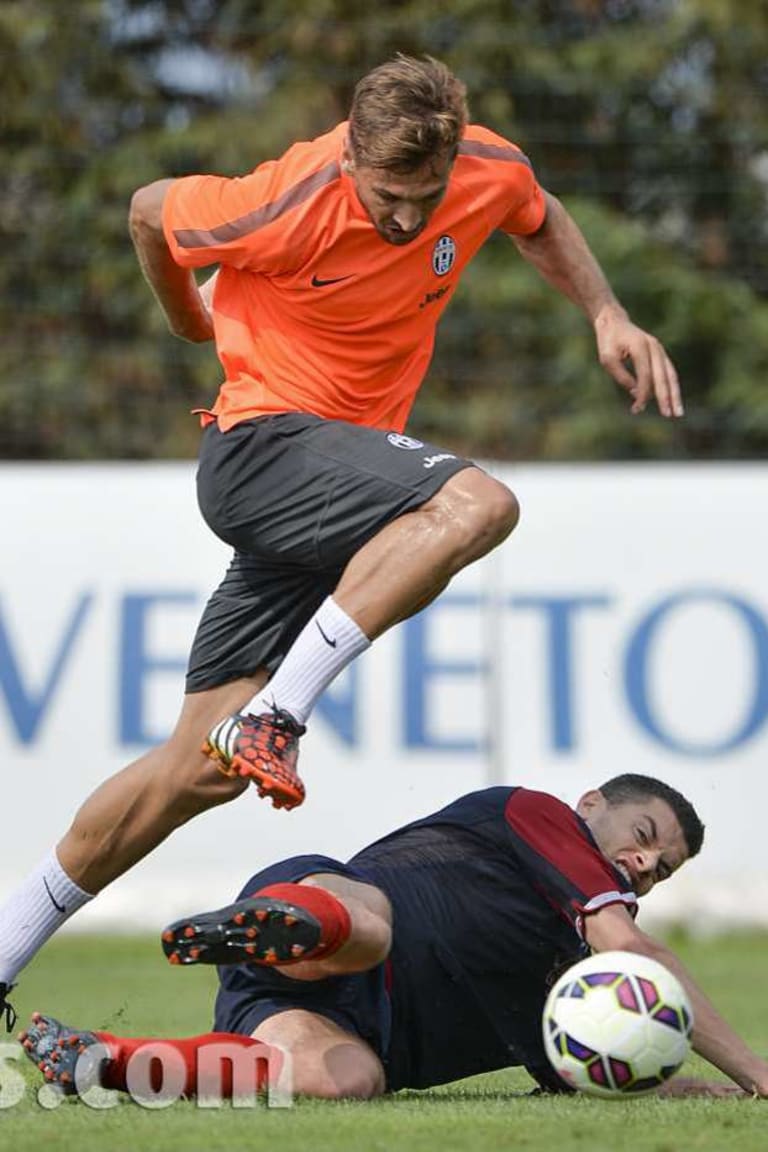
[315,620,338,648]
[43,877,67,914]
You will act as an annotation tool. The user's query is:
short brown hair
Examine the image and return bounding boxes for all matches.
[348,54,468,172]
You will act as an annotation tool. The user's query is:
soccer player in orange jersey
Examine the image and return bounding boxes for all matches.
[0,56,683,1027]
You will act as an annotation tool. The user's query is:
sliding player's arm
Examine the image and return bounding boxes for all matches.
[584,902,768,1096]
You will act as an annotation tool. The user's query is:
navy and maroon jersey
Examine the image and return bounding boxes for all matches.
[214,786,637,1092]
[348,786,637,1090]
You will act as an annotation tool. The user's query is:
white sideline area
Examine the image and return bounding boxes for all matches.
[1,462,766,933]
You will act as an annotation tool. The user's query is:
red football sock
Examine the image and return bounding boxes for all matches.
[94,1031,282,1098]
[255,882,351,959]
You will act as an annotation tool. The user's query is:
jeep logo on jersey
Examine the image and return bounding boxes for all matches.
[432,235,456,277]
[387,433,424,450]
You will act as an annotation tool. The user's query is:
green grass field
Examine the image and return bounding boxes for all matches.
[3,931,767,1151]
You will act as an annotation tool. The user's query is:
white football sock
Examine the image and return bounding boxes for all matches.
[248,596,371,726]
[0,849,93,984]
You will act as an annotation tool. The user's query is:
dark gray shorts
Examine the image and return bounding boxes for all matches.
[186,414,474,691]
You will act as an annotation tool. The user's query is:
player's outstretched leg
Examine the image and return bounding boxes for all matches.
[204,706,306,810]
[18,1013,102,1093]
[161,894,324,966]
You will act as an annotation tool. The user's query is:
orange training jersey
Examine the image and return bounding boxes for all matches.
[162,122,546,432]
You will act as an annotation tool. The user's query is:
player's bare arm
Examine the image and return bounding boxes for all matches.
[584,902,768,1096]
[513,190,683,420]
[129,179,214,344]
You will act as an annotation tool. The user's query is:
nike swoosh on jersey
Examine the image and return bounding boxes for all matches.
[311,274,354,287]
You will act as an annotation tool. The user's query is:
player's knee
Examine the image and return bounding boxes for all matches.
[461,474,520,548]
[348,884,393,966]
[295,1060,385,1099]
[483,476,520,539]
[342,909,391,971]
[367,914,392,966]
[437,472,522,552]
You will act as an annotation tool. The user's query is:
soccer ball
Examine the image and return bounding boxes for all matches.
[542,950,693,1097]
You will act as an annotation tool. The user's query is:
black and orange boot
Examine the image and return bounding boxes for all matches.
[203,708,306,810]
[161,896,322,967]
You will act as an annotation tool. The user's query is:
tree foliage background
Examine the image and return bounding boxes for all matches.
[2,0,767,460]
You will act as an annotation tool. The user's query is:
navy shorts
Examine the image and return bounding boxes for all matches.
[212,854,392,1068]
[186,414,474,691]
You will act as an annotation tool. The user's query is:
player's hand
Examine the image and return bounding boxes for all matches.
[593,304,684,419]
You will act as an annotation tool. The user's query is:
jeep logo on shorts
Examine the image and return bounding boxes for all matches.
[387,433,424,450]
[432,235,456,276]
[423,453,456,469]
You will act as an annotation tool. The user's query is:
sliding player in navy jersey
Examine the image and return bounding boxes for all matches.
[20,775,768,1099]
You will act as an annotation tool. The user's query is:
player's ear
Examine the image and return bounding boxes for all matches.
[341,137,355,174]
[576,789,605,819]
